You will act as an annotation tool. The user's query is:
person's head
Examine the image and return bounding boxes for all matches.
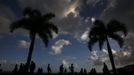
[31,61,34,63]
[71,64,73,66]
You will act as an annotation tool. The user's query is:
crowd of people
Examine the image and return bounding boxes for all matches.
[0,61,110,74]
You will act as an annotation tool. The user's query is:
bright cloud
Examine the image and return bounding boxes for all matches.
[18,40,30,49]
[64,0,79,17]
[81,29,89,41]
[91,48,132,66]
[61,59,69,68]
[51,39,71,55]
[90,50,98,60]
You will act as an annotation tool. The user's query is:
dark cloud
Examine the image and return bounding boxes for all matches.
[101,0,134,32]
[18,0,91,41]
[0,0,101,41]
[18,0,79,18]
[0,4,16,34]
[100,0,134,66]
[118,33,134,65]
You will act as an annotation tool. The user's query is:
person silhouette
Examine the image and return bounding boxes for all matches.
[37,67,43,74]
[84,68,87,74]
[0,64,2,72]
[103,63,110,74]
[90,68,96,74]
[59,64,64,74]
[47,64,52,73]
[93,68,96,74]
[18,63,24,73]
[30,61,36,73]
[64,68,67,74]
[80,68,83,74]
[69,64,74,74]
[13,64,18,73]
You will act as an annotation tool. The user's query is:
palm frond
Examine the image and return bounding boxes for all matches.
[109,34,124,48]
[98,37,105,50]
[38,32,49,47]
[42,13,55,21]
[89,20,106,37]
[45,22,58,34]
[88,20,106,51]
[29,31,36,40]
[88,36,98,51]
[107,19,128,36]
[43,29,53,39]
[32,9,42,17]
[94,20,105,27]
[10,19,28,32]
[23,7,33,17]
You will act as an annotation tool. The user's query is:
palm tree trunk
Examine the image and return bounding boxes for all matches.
[106,37,116,74]
[25,33,36,72]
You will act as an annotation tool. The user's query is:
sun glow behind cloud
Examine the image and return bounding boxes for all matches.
[64,0,79,17]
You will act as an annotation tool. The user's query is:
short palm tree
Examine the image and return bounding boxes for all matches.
[88,19,127,73]
[10,7,58,71]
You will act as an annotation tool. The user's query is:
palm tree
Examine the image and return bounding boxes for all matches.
[10,7,58,72]
[88,19,127,73]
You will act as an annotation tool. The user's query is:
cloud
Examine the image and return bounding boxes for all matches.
[89,50,109,65]
[18,0,92,42]
[114,33,134,66]
[85,0,101,7]
[50,39,71,55]
[101,0,134,32]
[61,59,69,68]
[61,59,79,69]
[18,40,30,49]
[0,4,16,34]
[0,60,7,64]
[18,0,79,18]
[90,50,98,60]
[81,29,89,42]
[89,48,132,66]
[0,59,25,71]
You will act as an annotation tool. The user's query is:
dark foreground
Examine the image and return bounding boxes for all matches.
[0,72,134,75]
[1,64,134,75]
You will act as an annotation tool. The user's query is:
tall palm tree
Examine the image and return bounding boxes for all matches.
[10,7,58,72]
[88,19,127,73]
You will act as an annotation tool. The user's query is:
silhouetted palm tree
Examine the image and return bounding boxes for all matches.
[10,7,58,72]
[88,19,127,73]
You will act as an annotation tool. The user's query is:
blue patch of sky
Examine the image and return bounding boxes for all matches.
[79,0,108,19]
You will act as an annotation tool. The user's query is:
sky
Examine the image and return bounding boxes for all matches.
[0,0,134,73]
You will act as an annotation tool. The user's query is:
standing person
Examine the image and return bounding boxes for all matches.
[0,64,2,72]
[69,64,74,74]
[18,63,23,73]
[47,64,52,73]
[37,67,43,74]
[59,64,64,74]
[30,61,36,73]
[103,63,110,74]
[64,68,67,74]
[12,64,18,73]
[80,68,83,74]
[84,68,87,74]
